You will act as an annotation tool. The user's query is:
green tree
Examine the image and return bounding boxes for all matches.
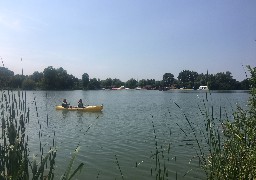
[112,78,124,88]
[208,71,237,90]
[22,78,36,90]
[65,74,77,89]
[88,78,101,90]
[194,73,208,89]
[202,66,256,178]
[104,78,113,89]
[82,73,89,89]
[138,79,157,89]
[240,78,250,90]
[138,79,147,87]
[55,67,69,89]
[155,80,162,89]
[178,70,198,89]
[30,71,44,89]
[30,71,43,82]
[147,79,156,87]
[0,67,14,88]
[163,73,174,88]
[42,66,76,90]
[125,78,138,89]
[43,66,57,90]
[9,75,25,89]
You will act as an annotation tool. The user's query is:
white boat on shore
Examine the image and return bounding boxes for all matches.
[198,86,208,90]
[112,86,125,90]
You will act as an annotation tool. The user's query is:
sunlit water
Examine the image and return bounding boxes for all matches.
[19,90,249,179]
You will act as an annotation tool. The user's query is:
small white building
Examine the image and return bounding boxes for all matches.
[198,86,208,90]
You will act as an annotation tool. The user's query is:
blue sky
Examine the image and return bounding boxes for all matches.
[0,0,255,81]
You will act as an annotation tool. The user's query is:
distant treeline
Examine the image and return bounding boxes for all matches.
[0,66,250,90]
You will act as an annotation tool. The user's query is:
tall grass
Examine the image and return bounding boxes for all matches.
[0,90,83,179]
[195,66,256,179]
[211,66,256,179]
[175,66,256,179]
[0,90,57,179]
[149,116,175,180]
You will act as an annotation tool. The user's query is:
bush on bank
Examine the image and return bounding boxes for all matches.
[201,66,256,179]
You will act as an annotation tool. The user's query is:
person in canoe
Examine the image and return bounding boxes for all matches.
[78,99,84,108]
[62,99,70,108]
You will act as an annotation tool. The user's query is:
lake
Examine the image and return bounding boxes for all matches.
[13,90,250,179]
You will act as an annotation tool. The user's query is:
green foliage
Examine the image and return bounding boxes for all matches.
[87,78,101,90]
[0,64,250,90]
[163,73,174,87]
[30,71,44,83]
[208,71,238,90]
[82,73,89,89]
[30,71,44,89]
[150,120,171,180]
[9,75,26,89]
[22,79,36,90]
[137,79,158,89]
[198,66,256,179]
[61,147,84,180]
[138,79,147,87]
[174,66,255,179]
[43,66,78,90]
[0,90,57,179]
[178,70,198,89]
[125,78,138,89]
[0,67,14,88]
[100,78,113,89]
[111,78,124,88]
[0,90,84,179]
[240,78,250,90]
[43,66,57,89]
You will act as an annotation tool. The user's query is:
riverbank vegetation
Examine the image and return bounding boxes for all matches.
[203,65,256,179]
[0,90,83,179]
[148,65,255,179]
[180,65,256,179]
[0,65,249,90]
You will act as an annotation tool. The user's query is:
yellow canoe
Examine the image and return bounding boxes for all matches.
[55,105,103,112]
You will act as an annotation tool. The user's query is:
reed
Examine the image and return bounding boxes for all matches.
[61,146,84,180]
[0,90,56,179]
[212,66,256,179]
[149,117,174,180]
[0,90,83,179]
[175,66,256,179]
[197,66,256,179]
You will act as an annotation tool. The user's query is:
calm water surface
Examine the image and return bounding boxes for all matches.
[23,90,249,179]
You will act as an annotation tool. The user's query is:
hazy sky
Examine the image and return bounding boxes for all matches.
[0,0,255,81]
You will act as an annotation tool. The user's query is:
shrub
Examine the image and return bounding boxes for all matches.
[203,66,256,179]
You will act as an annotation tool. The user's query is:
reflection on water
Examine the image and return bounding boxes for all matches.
[22,90,249,180]
[58,110,104,121]
[61,110,69,119]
